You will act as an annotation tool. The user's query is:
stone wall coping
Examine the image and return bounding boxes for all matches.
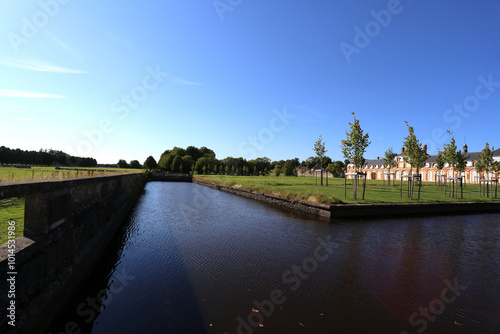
[0,172,143,200]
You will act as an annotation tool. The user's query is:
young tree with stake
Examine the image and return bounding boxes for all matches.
[383,147,397,186]
[402,122,429,177]
[313,135,328,186]
[434,150,445,185]
[477,142,494,180]
[402,122,429,199]
[341,113,370,199]
[443,132,458,179]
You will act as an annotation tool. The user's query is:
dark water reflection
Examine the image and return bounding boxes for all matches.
[50,182,500,334]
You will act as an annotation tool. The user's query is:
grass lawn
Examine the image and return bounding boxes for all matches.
[0,166,142,184]
[0,197,25,245]
[194,175,500,204]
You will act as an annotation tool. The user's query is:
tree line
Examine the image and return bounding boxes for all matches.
[140,145,347,177]
[0,146,97,167]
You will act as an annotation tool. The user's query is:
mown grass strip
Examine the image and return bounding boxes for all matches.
[0,166,142,184]
[0,197,25,245]
[194,175,499,204]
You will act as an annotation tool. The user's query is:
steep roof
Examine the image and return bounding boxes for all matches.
[363,159,385,166]
[313,163,323,170]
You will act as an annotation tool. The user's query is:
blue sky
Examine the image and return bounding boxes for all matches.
[1,0,499,164]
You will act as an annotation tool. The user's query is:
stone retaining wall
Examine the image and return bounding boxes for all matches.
[149,172,192,182]
[0,173,147,333]
[194,179,500,219]
[193,179,332,218]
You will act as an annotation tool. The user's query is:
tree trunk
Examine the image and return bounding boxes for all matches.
[353,168,358,199]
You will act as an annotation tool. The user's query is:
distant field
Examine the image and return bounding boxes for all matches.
[0,166,142,184]
[0,197,24,244]
[195,175,499,204]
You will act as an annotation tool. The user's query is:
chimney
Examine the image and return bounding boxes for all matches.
[423,144,427,154]
[401,147,405,154]
[463,144,468,154]
[377,157,380,160]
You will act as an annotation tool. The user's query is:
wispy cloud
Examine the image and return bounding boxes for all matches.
[168,76,203,86]
[42,29,84,61]
[0,59,86,74]
[0,102,27,111]
[0,89,65,99]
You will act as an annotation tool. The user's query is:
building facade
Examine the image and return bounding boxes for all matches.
[346,145,500,183]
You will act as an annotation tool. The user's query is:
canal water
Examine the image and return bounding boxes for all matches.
[50,182,500,334]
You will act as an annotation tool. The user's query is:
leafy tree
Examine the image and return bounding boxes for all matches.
[0,145,97,167]
[303,156,317,170]
[185,146,201,161]
[455,150,468,179]
[435,150,445,171]
[313,135,327,162]
[158,153,174,172]
[251,157,271,175]
[130,160,142,169]
[246,161,254,175]
[477,142,494,179]
[117,159,129,169]
[401,122,429,199]
[434,150,445,184]
[171,156,182,173]
[326,161,345,178]
[282,160,297,176]
[181,155,194,174]
[492,161,500,179]
[402,122,429,177]
[313,135,327,185]
[143,156,157,170]
[443,133,458,178]
[169,146,186,157]
[274,165,281,177]
[200,146,216,159]
[195,157,217,174]
[383,147,397,186]
[341,113,371,199]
